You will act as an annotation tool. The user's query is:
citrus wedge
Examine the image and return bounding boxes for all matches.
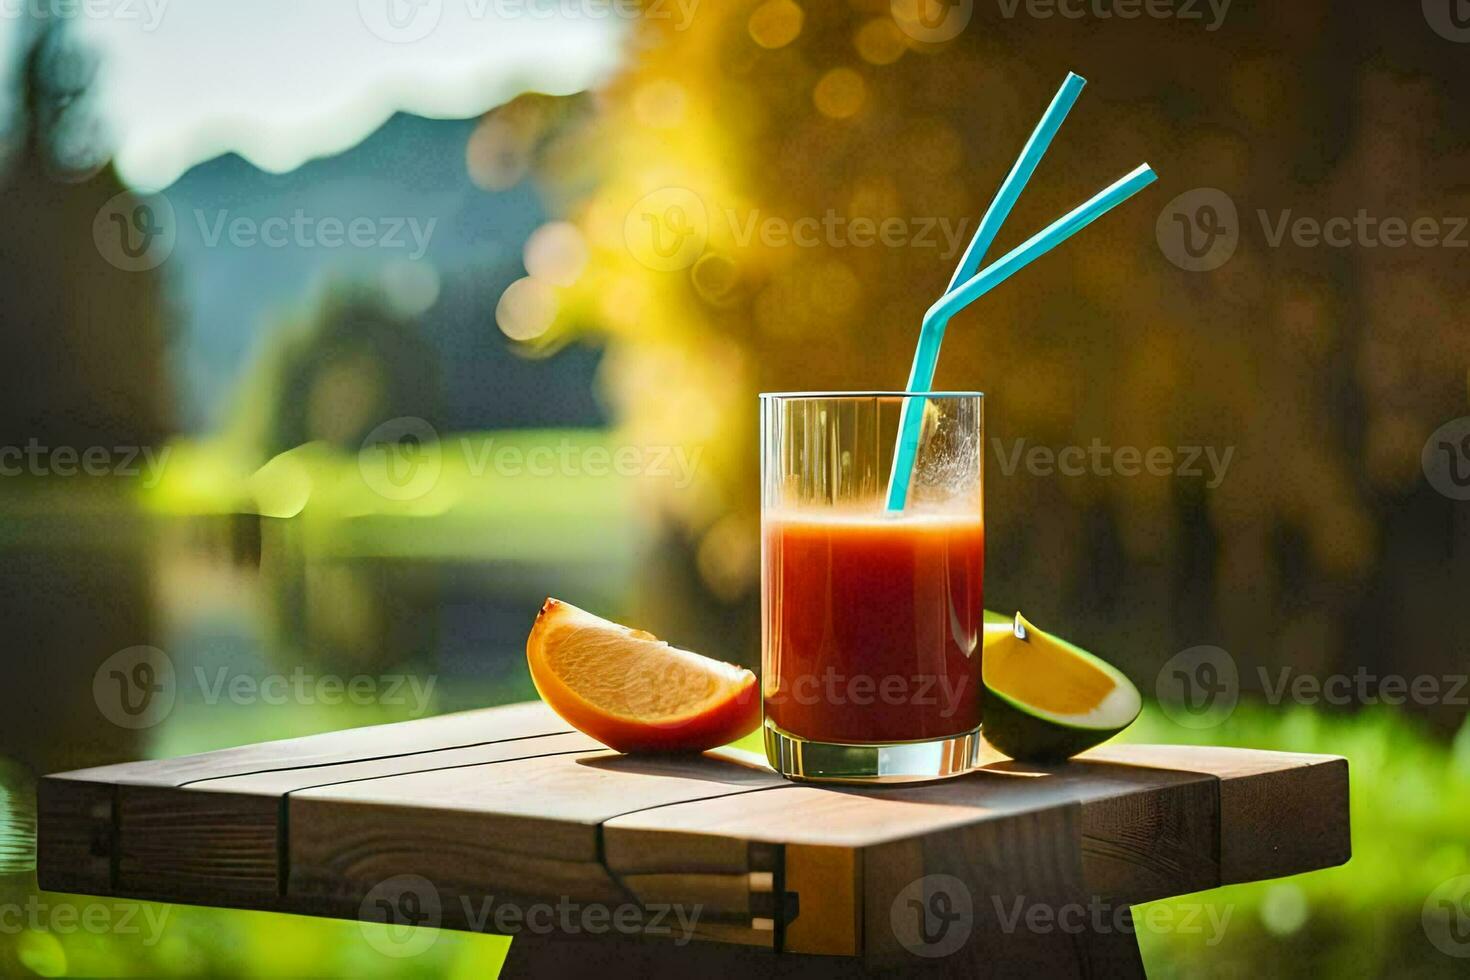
[981,612,1141,762]
[526,598,760,753]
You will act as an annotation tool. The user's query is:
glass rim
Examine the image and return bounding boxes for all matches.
[759,390,984,400]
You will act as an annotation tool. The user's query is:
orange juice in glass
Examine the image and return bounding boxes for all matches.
[760,392,985,782]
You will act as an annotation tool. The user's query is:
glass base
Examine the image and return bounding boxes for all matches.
[762,718,985,785]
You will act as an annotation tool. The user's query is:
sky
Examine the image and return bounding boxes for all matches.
[1,0,627,190]
[0,1,629,428]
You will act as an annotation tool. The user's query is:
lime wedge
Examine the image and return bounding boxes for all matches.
[982,613,1141,762]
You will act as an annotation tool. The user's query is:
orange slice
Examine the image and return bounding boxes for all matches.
[526,598,760,753]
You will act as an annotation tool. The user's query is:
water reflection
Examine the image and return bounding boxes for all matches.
[1,479,639,780]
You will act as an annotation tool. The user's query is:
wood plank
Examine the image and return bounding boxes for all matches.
[618,872,769,919]
[37,702,1349,977]
[50,701,570,788]
[1080,744,1351,884]
[603,766,1201,963]
[601,744,1344,965]
[291,750,787,864]
[604,777,1082,959]
[602,760,1216,905]
[978,757,1220,902]
[287,750,794,946]
[35,777,113,895]
[198,732,601,797]
[112,733,604,903]
[783,845,860,956]
[37,708,585,899]
[606,780,1049,849]
[114,786,278,902]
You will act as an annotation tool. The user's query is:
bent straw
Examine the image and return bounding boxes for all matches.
[943,72,1086,296]
[884,72,1085,513]
[884,162,1159,511]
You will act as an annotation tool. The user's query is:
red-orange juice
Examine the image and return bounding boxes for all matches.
[761,511,984,743]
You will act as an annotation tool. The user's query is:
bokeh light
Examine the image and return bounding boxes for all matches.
[813,67,866,119]
[524,222,589,288]
[466,101,547,191]
[378,260,441,317]
[747,0,803,50]
[854,18,906,66]
[495,276,558,342]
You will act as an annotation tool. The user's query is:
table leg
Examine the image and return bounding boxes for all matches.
[499,918,1145,980]
[500,937,866,979]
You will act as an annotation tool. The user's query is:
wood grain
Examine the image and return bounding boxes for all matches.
[54,701,570,788]
[35,777,112,894]
[38,705,580,901]
[1081,744,1351,884]
[38,702,1351,976]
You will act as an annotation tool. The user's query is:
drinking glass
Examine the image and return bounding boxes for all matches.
[760,391,985,782]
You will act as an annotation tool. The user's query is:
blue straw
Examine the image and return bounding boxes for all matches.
[885,163,1159,510]
[886,72,1085,512]
[943,72,1086,296]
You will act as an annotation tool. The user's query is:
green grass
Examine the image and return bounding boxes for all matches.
[143,431,642,564]
[1123,703,1470,978]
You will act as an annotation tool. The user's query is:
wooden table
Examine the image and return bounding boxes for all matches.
[38,701,1349,977]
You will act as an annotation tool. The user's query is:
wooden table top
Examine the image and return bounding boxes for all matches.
[38,701,1350,974]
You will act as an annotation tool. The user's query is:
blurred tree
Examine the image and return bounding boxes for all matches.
[541,0,1470,724]
[224,283,442,463]
[0,23,171,452]
[0,21,171,772]
[216,283,444,672]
